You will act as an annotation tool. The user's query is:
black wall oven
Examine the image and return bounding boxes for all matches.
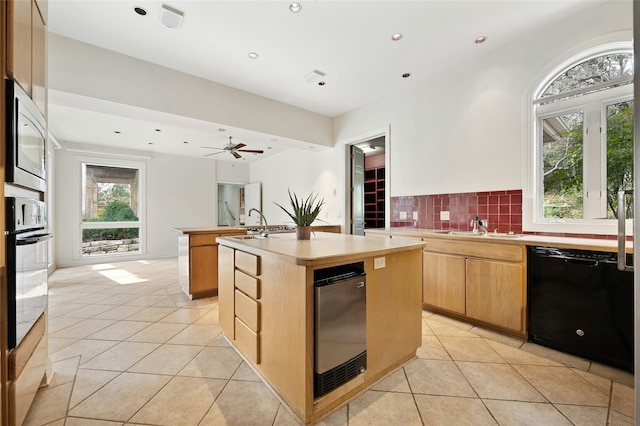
[5,79,47,192]
[6,197,51,349]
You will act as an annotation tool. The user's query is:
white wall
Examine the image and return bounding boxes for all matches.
[246,1,631,233]
[216,161,250,184]
[250,148,342,227]
[333,1,632,197]
[54,144,221,266]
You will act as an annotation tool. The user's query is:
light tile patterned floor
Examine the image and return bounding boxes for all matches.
[24,258,635,425]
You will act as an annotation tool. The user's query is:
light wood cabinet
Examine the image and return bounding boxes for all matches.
[189,245,217,295]
[217,234,423,424]
[466,258,523,331]
[176,229,246,299]
[6,0,47,116]
[218,247,261,364]
[423,252,466,315]
[7,0,31,95]
[422,237,526,336]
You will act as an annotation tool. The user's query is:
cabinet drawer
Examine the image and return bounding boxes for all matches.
[190,234,217,246]
[235,290,260,332]
[235,270,260,299]
[236,251,260,276]
[235,317,260,364]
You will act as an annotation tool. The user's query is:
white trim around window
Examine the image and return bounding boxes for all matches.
[72,154,147,260]
[523,37,633,235]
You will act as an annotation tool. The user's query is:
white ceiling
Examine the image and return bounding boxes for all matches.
[46,0,608,162]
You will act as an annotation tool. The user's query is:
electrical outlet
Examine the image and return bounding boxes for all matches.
[374,257,386,269]
[399,211,407,220]
[440,210,450,221]
[412,211,418,220]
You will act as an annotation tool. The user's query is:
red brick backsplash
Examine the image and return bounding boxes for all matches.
[390,189,621,240]
[391,190,523,234]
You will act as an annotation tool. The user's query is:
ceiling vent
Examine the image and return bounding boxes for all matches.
[160,5,184,29]
[305,70,325,84]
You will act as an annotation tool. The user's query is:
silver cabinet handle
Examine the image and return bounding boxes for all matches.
[617,190,633,271]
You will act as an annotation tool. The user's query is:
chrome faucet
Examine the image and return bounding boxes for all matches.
[470,216,480,234]
[248,208,269,237]
[480,219,489,235]
[470,216,489,235]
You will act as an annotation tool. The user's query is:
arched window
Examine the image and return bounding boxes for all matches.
[532,46,633,230]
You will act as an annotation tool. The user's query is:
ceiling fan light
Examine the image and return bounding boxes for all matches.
[289,2,302,13]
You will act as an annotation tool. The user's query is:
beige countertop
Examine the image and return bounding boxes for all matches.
[365,227,632,253]
[217,231,425,266]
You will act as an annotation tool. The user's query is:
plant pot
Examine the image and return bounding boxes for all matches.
[295,226,312,240]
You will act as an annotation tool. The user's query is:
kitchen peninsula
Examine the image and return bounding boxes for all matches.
[216,232,424,424]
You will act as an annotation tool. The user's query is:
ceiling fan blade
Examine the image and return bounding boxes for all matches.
[232,151,242,159]
[203,151,225,157]
[201,146,225,150]
[236,149,264,154]
[232,143,246,150]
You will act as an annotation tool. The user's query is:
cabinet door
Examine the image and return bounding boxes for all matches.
[465,258,523,332]
[7,0,33,96]
[423,252,465,314]
[190,244,218,294]
[32,0,46,116]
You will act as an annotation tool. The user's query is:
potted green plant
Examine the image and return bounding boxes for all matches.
[274,189,325,240]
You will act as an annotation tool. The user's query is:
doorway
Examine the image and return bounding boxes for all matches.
[217,182,262,226]
[344,127,389,234]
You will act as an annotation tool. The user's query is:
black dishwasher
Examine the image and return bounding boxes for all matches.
[528,246,634,372]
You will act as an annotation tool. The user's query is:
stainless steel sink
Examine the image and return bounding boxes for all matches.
[231,235,277,240]
[449,231,482,236]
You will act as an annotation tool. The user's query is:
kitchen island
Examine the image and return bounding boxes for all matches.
[174,227,247,299]
[217,232,424,424]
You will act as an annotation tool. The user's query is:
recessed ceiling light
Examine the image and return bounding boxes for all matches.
[133,6,147,16]
[475,36,488,44]
[148,142,154,145]
[183,141,189,144]
[270,138,278,142]
[289,2,302,13]
[155,128,161,132]
[391,33,403,41]
[218,128,226,132]
[248,52,259,60]
[402,73,411,78]
[267,147,272,150]
[114,130,121,134]
[318,81,326,86]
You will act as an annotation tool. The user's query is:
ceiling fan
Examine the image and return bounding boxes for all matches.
[202,136,264,159]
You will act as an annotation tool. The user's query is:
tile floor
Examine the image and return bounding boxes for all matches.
[23,257,635,426]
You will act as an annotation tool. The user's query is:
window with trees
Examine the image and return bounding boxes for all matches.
[534,49,633,226]
[81,163,142,256]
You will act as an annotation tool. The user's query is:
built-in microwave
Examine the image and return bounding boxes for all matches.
[5,79,47,192]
